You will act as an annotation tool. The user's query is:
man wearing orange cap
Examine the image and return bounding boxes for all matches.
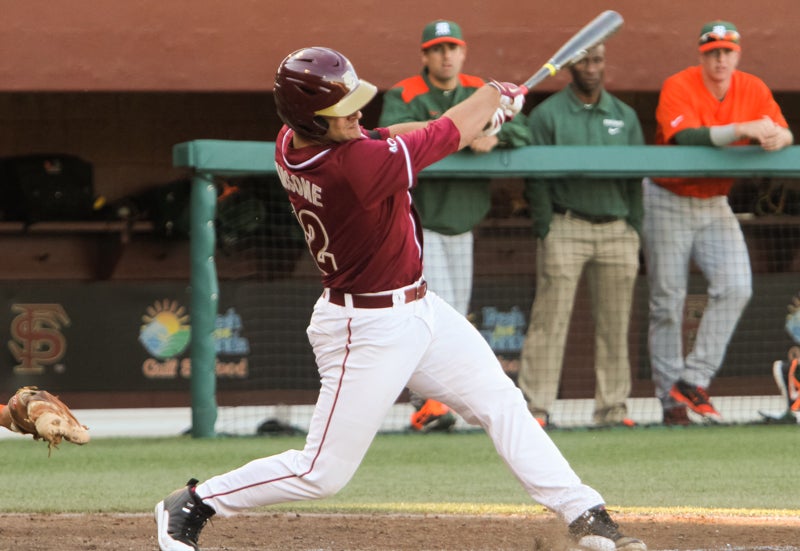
[379,20,531,432]
[645,20,793,425]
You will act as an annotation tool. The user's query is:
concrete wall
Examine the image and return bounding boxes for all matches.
[1,1,799,281]
[2,0,798,92]
[2,1,799,201]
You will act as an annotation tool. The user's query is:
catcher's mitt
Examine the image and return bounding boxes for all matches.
[4,386,90,454]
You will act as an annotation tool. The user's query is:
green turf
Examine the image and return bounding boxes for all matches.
[1,424,797,514]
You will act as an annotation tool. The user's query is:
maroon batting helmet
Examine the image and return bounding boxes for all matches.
[274,47,378,138]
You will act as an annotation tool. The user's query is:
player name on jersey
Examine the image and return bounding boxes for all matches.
[276,164,323,207]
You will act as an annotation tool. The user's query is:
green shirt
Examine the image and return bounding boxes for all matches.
[525,85,644,238]
[379,70,532,235]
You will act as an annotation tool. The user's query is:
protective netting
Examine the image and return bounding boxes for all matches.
[212,176,800,433]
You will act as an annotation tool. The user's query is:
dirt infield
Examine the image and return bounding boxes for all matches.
[2,512,800,550]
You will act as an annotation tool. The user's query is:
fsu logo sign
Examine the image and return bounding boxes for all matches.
[8,304,70,374]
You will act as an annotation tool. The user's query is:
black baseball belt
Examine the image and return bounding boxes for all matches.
[552,204,620,225]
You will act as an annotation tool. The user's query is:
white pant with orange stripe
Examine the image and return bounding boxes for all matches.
[195,288,605,524]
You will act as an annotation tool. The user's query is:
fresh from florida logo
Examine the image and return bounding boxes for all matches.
[139,300,249,379]
[139,299,191,359]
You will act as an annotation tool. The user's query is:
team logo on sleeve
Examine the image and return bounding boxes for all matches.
[386,138,399,154]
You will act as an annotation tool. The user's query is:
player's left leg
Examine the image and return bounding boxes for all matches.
[518,217,587,425]
[408,294,604,522]
[642,179,693,407]
[408,297,646,548]
[686,198,752,387]
[589,220,640,425]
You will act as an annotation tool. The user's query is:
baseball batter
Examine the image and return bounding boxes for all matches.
[155,46,646,551]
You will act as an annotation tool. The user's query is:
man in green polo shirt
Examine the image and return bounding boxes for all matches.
[379,20,531,432]
[517,43,644,428]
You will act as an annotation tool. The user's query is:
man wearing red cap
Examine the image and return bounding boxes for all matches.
[379,20,532,432]
[645,20,794,425]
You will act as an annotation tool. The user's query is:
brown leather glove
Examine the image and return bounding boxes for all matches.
[5,386,90,454]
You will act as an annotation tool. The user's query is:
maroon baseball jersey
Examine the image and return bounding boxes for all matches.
[275,117,461,293]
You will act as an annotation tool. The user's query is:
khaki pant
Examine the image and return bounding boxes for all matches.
[518,213,640,424]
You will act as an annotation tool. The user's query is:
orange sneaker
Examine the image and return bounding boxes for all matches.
[669,381,722,422]
[773,359,800,412]
[410,399,456,432]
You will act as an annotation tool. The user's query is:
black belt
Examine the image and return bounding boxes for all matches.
[552,204,620,224]
[327,281,427,309]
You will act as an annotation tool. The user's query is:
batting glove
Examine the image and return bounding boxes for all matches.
[482,107,506,137]
[487,79,525,120]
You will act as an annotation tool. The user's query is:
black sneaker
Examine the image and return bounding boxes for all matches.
[155,478,216,551]
[568,505,647,550]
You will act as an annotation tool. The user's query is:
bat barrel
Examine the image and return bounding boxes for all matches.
[520,10,624,92]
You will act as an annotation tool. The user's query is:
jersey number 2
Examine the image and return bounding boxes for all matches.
[296,209,337,275]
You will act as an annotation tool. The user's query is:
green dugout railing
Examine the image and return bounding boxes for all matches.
[173,140,800,437]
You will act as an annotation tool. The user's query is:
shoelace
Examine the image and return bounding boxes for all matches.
[693,386,710,403]
[681,384,710,406]
[570,507,621,540]
[590,508,621,539]
[176,499,210,543]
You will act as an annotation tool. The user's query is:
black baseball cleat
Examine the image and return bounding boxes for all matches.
[568,505,647,550]
[155,478,216,551]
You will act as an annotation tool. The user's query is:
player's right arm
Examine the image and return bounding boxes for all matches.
[385,121,430,136]
[443,85,510,150]
[675,117,791,149]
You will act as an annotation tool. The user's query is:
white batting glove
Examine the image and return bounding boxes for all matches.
[487,79,525,121]
[482,107,506,137]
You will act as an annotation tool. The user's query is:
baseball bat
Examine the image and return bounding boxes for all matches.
[520,10,624,94]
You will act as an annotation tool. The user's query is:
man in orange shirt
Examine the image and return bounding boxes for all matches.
[644,20,793,425]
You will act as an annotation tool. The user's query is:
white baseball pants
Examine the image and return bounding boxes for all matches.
[196,286,604,524]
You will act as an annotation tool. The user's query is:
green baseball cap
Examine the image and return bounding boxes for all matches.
[421,20,466,49]
[698,20,741,52]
